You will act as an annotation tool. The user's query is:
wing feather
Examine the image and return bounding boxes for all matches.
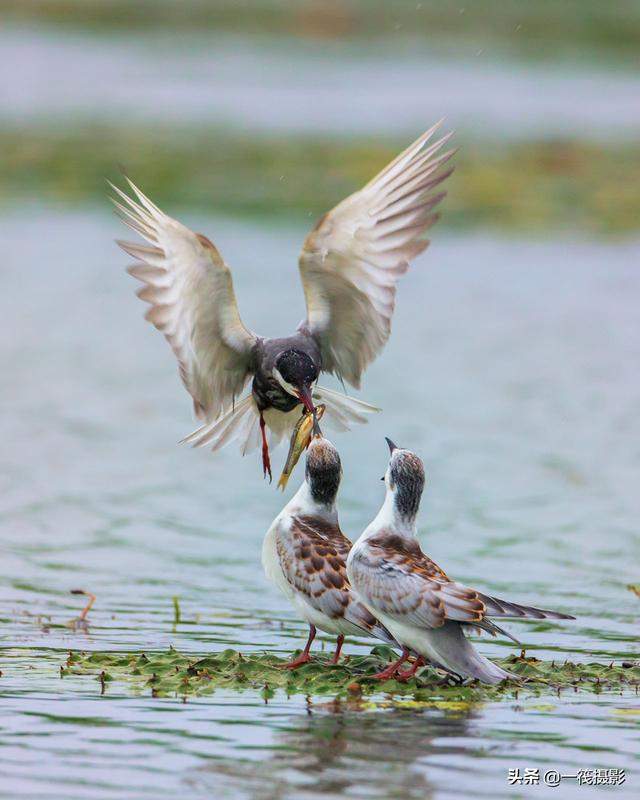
[276,516,390,638]
[298,122,455,387]
[111,179,257,421]
[350,534,575,631]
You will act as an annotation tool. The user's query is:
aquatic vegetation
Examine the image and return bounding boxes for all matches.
[63,646,640,701]
[2,126,639,236]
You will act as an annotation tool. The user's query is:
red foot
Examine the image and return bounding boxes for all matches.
[397,656,425,681]
[331,634,345,665]
[280,624,316,670]
[369,648,411,681]
[281,652,312,670]
[259,412,272,482]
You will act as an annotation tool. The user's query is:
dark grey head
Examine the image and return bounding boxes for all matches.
[305,437,342,507]
[273,349,318,412]
[383,437,425,521]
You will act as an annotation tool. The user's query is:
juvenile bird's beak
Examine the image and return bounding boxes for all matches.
[385,437,397,454]
[311,412,323,439]
[296,384,315,414]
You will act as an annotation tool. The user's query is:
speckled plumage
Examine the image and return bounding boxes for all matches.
[275,514,390,638]
[347,445,576,684]
[263,438,394,665]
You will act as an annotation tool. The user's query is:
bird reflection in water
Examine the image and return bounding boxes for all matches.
[189,698,479,799]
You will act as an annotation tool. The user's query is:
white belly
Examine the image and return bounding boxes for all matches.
[262,522,294,601]
[292,595,345,635]
[373,612,443,664]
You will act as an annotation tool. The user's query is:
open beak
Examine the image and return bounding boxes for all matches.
[296,384,315,414]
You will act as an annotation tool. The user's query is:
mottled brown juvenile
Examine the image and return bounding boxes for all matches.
[275,515,387,633]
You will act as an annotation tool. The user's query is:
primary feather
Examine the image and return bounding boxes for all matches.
[111,179,256,423]
[112,126,454,465]
[299,121,455,388]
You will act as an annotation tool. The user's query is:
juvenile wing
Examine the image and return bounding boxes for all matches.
[276,515,353,621]
[112,179,256,422]
[298,122,455,388]
[349,533,486,629]
[351,534,575,630]
[276,515,388,637]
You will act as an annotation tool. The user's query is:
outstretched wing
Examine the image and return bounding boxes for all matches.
[298,122,455,388]
[111,179,257,422]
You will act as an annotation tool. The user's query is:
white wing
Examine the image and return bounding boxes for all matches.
[298,122,455,388]
[112,179,257,422]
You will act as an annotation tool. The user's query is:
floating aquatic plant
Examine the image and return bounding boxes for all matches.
[62,646,640,701]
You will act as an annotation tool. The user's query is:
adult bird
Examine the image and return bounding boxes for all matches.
[111,122,455,480]
[262,434,395,667]
[347,440,576,684]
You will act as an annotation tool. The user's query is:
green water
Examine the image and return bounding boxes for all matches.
[1,207,639,797]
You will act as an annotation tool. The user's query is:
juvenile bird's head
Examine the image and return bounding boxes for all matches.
[273,349,318,412]
[305,436,342,507]
[382,437,425,523]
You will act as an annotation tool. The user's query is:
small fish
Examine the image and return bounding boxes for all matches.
[278,405,325,491]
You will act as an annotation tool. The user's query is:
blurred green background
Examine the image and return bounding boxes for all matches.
[2,0,639,234]
[2,5,640,799]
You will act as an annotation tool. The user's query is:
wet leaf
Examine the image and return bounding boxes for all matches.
[63,648,640,701]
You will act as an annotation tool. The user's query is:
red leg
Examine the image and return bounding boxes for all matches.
[259,411,272,482]
[282,625,316,670]
[369,647,411,681]
[397,656,425,681]
[331,634,345,665]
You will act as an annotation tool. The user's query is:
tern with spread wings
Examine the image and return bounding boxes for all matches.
[112,122,454,480]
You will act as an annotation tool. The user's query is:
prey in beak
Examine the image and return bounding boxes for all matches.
[277,404,326,491]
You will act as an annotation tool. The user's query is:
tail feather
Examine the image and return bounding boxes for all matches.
[180,394,257,452]
[313,385,380,431]
[423,622,515,685]
[479,592,575,621]
[179,385,380,457]
[469,619,522,646]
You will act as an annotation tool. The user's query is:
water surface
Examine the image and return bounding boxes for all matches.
[0,208,639,798]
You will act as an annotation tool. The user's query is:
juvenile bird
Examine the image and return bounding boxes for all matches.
[262,436,394,668]
[347,440,575,684]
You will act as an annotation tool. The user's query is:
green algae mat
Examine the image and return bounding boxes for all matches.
[62,646,640,703]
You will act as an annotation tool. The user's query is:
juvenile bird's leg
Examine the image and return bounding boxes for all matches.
[259,411,272,482]
[331,634,345,664]
[282,625,316,669]
[396,656,425,681]
[369,647,411,681]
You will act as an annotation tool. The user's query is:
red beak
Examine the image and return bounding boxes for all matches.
[297,384,315,414]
